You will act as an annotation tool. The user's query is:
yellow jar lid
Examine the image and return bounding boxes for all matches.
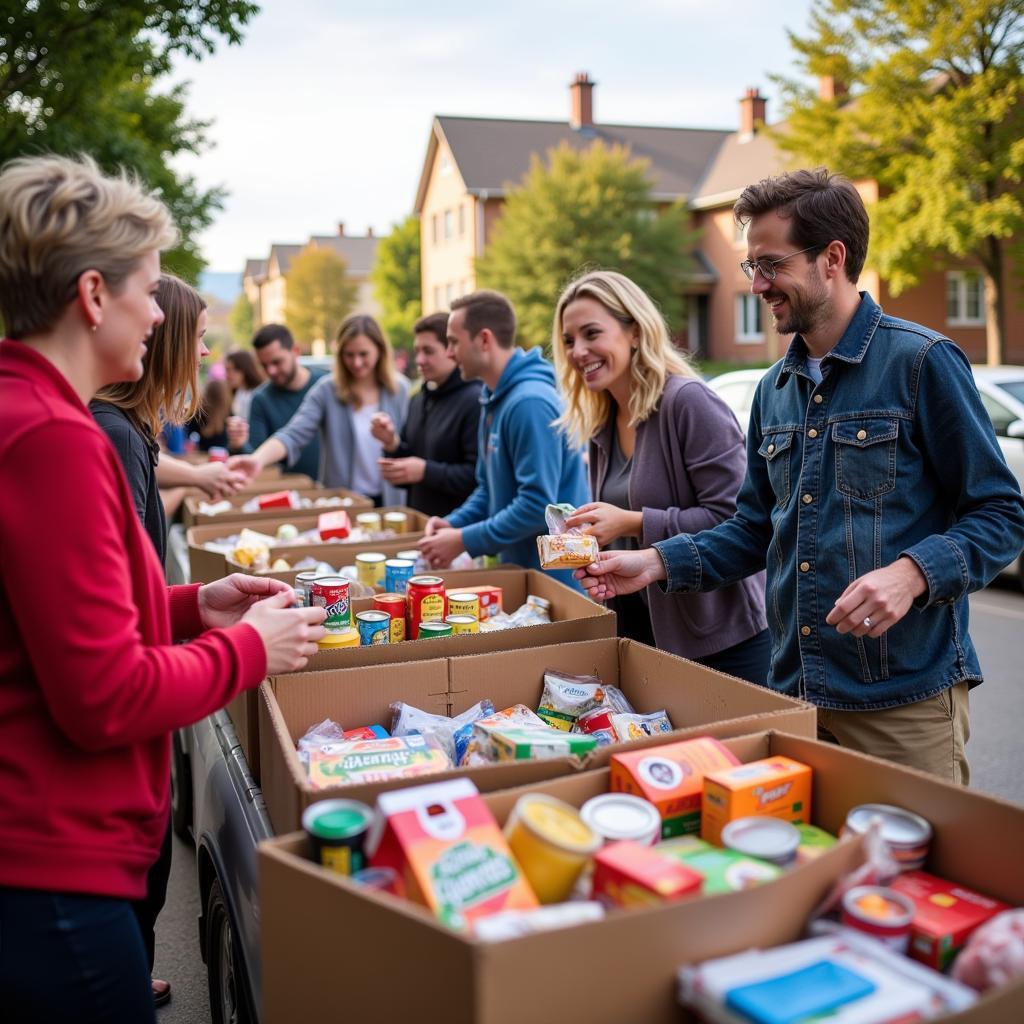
[517,794,600,854]
[317,628,360,649]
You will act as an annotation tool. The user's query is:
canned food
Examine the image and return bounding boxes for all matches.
[373,593,407,643]
[207,446,229,463]
[317,628,359,649]
[310,576,351,632]
[843,804,932,871]
[721,816,801,867]
[841,885,915,952]
[351,866,404,897]
[418,620,453,639]
[445,615,478,635]
[580,794,661,847]
[356,511,383,533]
[407,575,447,639]
[355,552,388,587]
[384,558,416,595]
[294,570,320,607]
[447,592,481,620]
[302,799,374,876]
[356,610,391,645]
[576,707,617,746]
[383,511,408,533]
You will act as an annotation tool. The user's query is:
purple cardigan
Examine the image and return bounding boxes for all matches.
[590,374,767,659]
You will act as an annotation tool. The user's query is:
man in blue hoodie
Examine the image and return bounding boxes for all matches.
[418,290,588,583]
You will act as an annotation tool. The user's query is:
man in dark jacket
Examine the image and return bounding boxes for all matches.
[371,313,481,516]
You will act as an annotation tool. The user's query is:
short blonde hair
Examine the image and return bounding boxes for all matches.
[551,270,696,447]
[0,153,178,337]
[333,314,399,407]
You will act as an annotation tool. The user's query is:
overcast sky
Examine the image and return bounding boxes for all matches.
[169,0,816,271]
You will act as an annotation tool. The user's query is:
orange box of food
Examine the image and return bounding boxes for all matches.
[701,755,812,846]
[592,840,703,907]
[367,778,537,931]
[458,585,503,619]
[258,489,294,510]
[318,510,351,541]
[609,736,740,839]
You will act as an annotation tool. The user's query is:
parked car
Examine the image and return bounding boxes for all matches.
[707,364,1024,585]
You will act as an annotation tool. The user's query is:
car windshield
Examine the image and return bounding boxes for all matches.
[994,380,1024,406]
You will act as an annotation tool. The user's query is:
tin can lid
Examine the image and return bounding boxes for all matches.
[384,559,415,568]
[409,575,444,585]
[447,592,478,601]
[374,592,406,604]
[580,794,661,843]
[356,610,390,622]
[303,799,373,840]
[317,628,359,648]
[355,552,387,562]
[845,804,933,847]
[721,816,801,861]
[311,575,349,586]
[515,793,601,855]
[418,621,451,633]
[445,615,476,624]
[842,885,915,926]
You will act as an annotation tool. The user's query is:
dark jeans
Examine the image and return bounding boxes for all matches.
[695,628,771,686]
[132,810,173,970]
[0,886,155,1024]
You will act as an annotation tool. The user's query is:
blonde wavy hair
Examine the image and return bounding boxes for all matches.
[95,274,205,440]
[333,314,399,407]
[0,154,177,337]
[551,270,696,447]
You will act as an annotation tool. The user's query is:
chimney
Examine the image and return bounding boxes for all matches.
[569,71,595,130]
[366,227,374,238]
[337,222,345,236]
[818,75,848,103]
[739,87,767,138]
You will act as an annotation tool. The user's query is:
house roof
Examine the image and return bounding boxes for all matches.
[690,128,787,209]
[243,258,267,282]
[414,115,734,212]
[267,243,303,276]
[308,234,380,277]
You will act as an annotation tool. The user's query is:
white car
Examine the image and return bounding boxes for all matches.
[707,365,1024,584]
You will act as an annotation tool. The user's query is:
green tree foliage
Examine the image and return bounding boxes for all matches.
[475,142,697,349]
[284,247,357,347]
[0,1,259,282]
[229,292,255,344]
[370,215,421,352]
[773,0,1024,363]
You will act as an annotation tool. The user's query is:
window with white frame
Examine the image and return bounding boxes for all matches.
[946,271,984,326]
[736,294,763,342]
[443,209,454,240]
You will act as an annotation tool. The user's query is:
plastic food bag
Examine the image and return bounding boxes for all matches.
[536,670,631,732]
[389,700,496,762]
[536,503,599,569]
[952,909,1024,992]
[610,710,673,743]
[296,717,347,769]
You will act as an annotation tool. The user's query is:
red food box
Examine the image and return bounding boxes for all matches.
[257,489,294,510]
[888,870,1011,970]
[459,585,503,619]
[592,840,702,907]
[318,510,351,541]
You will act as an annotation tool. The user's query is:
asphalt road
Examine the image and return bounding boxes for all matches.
[155,580,1024,1024]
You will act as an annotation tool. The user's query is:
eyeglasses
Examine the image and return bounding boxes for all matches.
[740,245,818,282]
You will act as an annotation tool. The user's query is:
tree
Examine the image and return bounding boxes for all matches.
[229,292,255,344]
[773,0,1024,364]
[1,1,259,282]
[475,142,697,349]
[371,215,421,352]
[284,247,357,346]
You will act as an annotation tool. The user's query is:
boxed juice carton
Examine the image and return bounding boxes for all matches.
[609,736,740,839]
[366,777,538,931]
[701,755,812,846]
[307,734,451,789]
[888,870,1011,970]
[592,840,702,907]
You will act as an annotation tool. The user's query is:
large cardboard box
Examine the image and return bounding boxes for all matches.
[186,506,429,583]
[259,730,1024,1024]
[183,486,373,528]
[257,638,816,832]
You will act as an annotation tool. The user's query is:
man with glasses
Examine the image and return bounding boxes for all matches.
[577,167,1024,783]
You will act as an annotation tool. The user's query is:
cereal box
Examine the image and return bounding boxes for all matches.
[591,840,702,907]
[307,734,451,789]
[701,756,812,846]
[609,736,741,839]
[367,778,538,931]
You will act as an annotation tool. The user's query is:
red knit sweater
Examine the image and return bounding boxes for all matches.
[0,340,267,899]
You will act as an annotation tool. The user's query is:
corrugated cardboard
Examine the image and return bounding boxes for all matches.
[258,637,815,832]
[259,730,1024,1024]
[183,486,373,528]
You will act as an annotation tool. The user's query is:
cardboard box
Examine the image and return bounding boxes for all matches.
[182,485,372,528]
[259,731,1024,1024]
[258,637,815,832]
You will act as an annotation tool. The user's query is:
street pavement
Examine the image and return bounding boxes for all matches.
[155,580,1024,1024]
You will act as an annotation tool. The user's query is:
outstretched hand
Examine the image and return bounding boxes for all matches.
[574,548,667,602]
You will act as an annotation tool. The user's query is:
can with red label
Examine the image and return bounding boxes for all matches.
[577,707,617,746]
[208,446,229,463]
[406,575,447,639]
[373,593,407,643]
[840,885,915,952]
[310,576,351,632]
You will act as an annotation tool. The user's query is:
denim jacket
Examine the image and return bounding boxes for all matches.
[654,294,1024,710]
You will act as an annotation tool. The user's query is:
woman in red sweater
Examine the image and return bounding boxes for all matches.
[0,154,326,1023]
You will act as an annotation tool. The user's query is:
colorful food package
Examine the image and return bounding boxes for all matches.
[536,502,600,570]
[609,736,741,839]
[459,704,547,766]
[257,489,296,510]
[489,725,597,762]
[591,840,703,907]
[888,871,1012,970]
[655,836,782,894]
[306,734,452,789]
[366,777,538,931]
[457,585,503,619]
[609,710,673,743]
[796,823,838,863]
[701,756,813,846]
[536,670,632,732]
[230,527,275,569]
[389,700,496,763]
[318,509,351,541]
[952,909,1024,993]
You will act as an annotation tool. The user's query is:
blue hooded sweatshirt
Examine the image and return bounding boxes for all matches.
[446,347,588,583]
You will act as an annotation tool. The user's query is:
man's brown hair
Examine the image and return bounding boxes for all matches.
[413,312,450,347]
[734,168,869,283]
[449,290,517,348]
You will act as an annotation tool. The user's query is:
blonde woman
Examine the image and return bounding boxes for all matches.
[247,314,410,504]
[553,270,769,681]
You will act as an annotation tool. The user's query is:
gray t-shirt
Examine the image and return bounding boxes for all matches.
[600,430,638,553]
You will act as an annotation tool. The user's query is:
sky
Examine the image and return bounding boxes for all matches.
[170,0,817,272]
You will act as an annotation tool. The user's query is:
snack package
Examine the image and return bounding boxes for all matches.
[389,700,496,763]
[460,704,547,766]
[537,670,631,732]
[230,527,275,570]
[610,710,673,743]
[296,717,347,768]
[307,734,452,788]
[536,503,600,570]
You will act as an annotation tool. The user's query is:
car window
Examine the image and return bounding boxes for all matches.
[979,391,1017,436]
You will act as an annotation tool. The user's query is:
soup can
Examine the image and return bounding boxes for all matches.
[355,552,388,588]
[841,885,915,952]
[721,816,801,867]
[294,570,320,608]
[356,610,391,646]
[310,576,351,632]
[383,511,408,533]
[446,592,481,620]
[302,799,373,876]
[356,511,383,534]
[317,628,359,649]
[580,794,661,847]
[445,615,478,636]
[418,620,453,639]
[384,558,416,595]
[842,803,932,872]
[407,575,447,639]
[373,593,407,643]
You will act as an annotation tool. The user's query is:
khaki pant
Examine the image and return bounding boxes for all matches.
[817,682,971,785]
